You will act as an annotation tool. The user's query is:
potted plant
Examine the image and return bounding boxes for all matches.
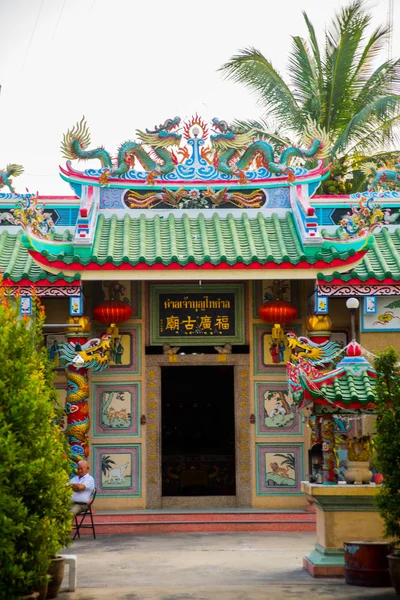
[0,289,72,600]
[373,347,400,595]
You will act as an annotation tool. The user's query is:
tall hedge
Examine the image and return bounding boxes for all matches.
[0,290,72,599]
[374,347,400,545]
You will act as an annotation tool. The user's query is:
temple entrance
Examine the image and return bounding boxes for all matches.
[161,366,236,497]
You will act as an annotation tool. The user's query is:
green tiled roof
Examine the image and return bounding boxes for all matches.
[318,371,376,405]
[320,228,400,282]
[37,213,360,267]
[0,231,79,283]
[297,369,376,411]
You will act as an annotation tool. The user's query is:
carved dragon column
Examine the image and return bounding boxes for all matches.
[59,317,111,473]
[307,314,339,484]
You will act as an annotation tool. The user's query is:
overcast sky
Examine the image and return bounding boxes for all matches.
[0,0,398,195]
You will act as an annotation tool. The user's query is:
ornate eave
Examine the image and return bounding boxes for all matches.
[0,231,81,295]
[20,211,374,281]
[2,115,388,284]
[288,353,376,413]
[317,226,400,295]
[59,159,330,192]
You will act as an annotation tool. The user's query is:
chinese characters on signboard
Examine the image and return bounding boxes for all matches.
[159,293,235,337]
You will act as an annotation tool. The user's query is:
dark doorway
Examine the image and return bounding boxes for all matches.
[161,366,236,496]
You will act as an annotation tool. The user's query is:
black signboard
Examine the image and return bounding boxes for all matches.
[150,284,245,346]
[159,293,235,338]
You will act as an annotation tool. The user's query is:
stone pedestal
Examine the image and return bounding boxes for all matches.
[301,482,386,577]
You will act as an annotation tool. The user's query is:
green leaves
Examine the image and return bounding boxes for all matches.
[219,0,400,191]
[0,296,72,599]
[373,348,400,544]
[220,48,302,134]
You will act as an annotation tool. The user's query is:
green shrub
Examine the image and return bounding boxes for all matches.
[373,347,400,545]
[0,291,72,600]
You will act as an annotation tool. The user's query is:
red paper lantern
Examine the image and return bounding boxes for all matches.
[258,300,298,325]
[93,300,132,325]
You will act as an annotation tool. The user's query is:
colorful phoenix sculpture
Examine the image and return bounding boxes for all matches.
[337,195,387,238]
[11,196,55,238]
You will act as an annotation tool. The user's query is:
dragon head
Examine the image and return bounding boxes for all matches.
[210,118,254,151]
[138,116,182,147]
[79,334,112,370]
[211,118,237,135]
[59,334,112,372]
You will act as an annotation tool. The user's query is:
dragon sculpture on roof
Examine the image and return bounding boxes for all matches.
[210,118,330,184]
[362,160,400,191]
[0,163,24,193]
[61,116,181,185]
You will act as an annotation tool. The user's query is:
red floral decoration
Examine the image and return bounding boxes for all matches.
[347,341,362,357]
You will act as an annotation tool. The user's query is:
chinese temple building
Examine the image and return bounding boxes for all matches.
[2,115,400,513]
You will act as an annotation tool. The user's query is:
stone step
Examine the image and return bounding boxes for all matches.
[75,511,316,535]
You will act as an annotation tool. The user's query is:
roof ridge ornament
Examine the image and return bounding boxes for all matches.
[0,163,24,194]
[60,115,330,188]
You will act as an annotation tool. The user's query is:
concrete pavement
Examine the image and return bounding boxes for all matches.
[58,532,397,599]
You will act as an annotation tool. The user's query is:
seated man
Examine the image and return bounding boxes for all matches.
[69,460,95,516]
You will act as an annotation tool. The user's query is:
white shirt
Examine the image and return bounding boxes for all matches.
[70,473,95,504]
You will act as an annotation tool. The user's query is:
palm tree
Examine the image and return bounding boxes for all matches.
[274,453,296,473]
[101,455,116,476]
[220,0,400,193]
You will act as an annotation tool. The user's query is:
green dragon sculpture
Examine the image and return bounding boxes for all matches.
[61,116,182,185]
[0,163,24,193]
[210,118,330,183]
[362,160,400,190]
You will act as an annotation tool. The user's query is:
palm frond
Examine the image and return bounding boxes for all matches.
[350,24,389,85]
[323,0,370,132]
[273,453,296,470]
[344,115,400,158]
[288,36,321,122]
[333,96,400,155]
[349,151,400,169]
[302,11,324,94]
[231,118,292,146]
[353,59,400,112]
[220,48,302,133]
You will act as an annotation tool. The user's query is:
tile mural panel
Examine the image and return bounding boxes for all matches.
[92,444,141,497]
[45,333,68,370]
[92,383,140,437]
[362,296,400,332]
[255,383,302,436]
[253,324,301,375]
[256,443,304,495]
[94,326,141,375]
